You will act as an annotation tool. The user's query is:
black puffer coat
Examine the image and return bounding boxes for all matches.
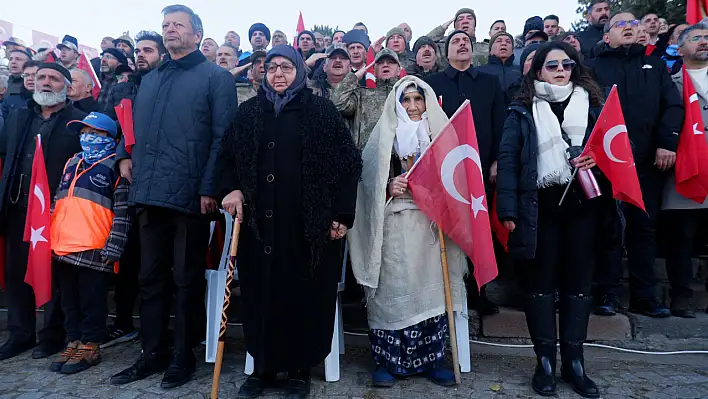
[125,50,237,215]
[496,101,605,260]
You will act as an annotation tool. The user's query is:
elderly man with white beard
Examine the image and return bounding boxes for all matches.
[0,63,85,361]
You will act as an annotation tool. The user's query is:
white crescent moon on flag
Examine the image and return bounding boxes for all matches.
[440,144,483,204]
[603,125,628,164]
[34,185,46,214]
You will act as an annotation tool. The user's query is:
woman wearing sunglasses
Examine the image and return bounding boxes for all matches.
[496,42,606,398]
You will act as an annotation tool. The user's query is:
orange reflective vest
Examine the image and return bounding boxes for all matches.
[51,154,120,256]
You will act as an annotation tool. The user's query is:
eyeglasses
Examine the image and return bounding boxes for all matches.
[689,35,708,43]
[265,62,295,74]
[544,59,576,72]
[611,20,640,29]
[21,72,36,79]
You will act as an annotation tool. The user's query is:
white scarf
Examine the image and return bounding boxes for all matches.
[532,81,589,187]
[393,83,432,159]
[688,66,708,100]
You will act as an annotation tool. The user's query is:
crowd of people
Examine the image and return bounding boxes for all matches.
[0,1,707,398]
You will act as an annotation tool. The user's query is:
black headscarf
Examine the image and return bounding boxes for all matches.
[263,45,307,116]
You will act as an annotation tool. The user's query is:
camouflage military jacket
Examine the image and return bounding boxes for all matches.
[332,72,398,149]
[427,25,489,69]
[236,82,257,105]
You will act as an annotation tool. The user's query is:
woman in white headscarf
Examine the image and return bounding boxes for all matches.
[348,76,467,388]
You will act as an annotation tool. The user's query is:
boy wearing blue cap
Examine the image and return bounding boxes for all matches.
[48,112,132,375]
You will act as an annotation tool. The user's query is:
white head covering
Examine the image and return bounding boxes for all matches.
[394,82,432,160]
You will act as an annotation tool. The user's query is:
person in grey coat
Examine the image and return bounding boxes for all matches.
[661,23,708,319]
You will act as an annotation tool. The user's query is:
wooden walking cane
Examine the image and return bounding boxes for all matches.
[405,157,461,384]
[437,227,462,385]
[210,218,241,399]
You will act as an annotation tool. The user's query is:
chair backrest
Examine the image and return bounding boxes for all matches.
[217,209,235,273]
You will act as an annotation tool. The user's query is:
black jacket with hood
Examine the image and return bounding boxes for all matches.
[476,55,521,92]
[584,44,683,166]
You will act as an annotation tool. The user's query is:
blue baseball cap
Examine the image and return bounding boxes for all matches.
[67,112,118,138]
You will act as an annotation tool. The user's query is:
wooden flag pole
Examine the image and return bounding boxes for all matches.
[437,226,462,385]
[210,219,241,399]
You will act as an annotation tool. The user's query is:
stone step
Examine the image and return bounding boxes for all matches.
[481,307,632,341]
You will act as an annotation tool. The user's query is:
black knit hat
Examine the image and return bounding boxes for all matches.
[342,29,370,49]
[413,36,437,56]
[37,63,71,81]
[446,30,471,56]
[520,43,542,67]
[249,23,271,42]
[523,16,544,37]
[101,48,129,65]
[298,30,316,44]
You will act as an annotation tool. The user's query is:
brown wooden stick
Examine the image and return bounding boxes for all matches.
[438,226,462,385]
[211,220,241,399]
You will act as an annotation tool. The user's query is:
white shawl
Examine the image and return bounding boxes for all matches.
[532,81,589,187]
[348,76,449,294]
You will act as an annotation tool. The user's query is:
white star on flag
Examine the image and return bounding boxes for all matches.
[693,123,704,135]
[471,195,487,218]
[30,226,48,250]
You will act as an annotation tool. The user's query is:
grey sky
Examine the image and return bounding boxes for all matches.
[3,0,581,52]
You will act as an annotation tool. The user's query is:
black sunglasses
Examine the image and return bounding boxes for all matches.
[544,59,576,72]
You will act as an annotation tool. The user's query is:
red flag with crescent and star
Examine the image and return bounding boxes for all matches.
[407,100,498,291]
[675,67,708,203]
[23,135,52,308]
[580,85,645,212]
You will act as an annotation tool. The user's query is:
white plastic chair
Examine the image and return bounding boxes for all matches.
[204,211,235,363]
[245,241,348,382]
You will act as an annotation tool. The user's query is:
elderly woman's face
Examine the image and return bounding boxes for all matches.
[401,90,426,121]
[266,55,297,94]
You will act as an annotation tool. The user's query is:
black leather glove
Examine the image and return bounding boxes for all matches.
[566,146,583,160]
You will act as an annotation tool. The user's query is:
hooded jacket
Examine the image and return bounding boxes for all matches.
[585,44,684,166]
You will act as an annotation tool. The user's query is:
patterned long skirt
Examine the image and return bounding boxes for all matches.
[369,314,448,376]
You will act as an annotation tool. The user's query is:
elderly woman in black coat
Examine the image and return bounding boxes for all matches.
[220,45,362,399]
[496,42,606,399]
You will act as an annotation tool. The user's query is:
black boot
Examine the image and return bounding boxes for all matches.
[559,295,600,398]
[525,293,557,396]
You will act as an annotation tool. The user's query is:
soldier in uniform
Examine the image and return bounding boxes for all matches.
[333,48,401,149]
[427,8,489,68]
[236,50,266,105]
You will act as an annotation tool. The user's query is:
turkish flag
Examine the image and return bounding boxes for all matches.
[581,85,645,212]
[23,135,52,308]
[115,99,135,154]
[675,67,708,203]
[293,11,305,50]
[77,52,101,99]
[688,0,708,24]
[407,100,498,291]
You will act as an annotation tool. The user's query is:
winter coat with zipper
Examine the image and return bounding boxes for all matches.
[476,55,521,92]
[496,100,607,260]
[116,50,238,215]
[584,44,684,166]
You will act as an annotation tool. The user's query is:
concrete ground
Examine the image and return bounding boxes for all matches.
[0,330,707,399]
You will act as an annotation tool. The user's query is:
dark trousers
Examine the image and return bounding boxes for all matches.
[56,261,110,343]
[113,223,140,330]
[522,187,598,296]
[595,167,665,301]
[664,209,706,300]
[138,207,209,356]
[3,205,65,344]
